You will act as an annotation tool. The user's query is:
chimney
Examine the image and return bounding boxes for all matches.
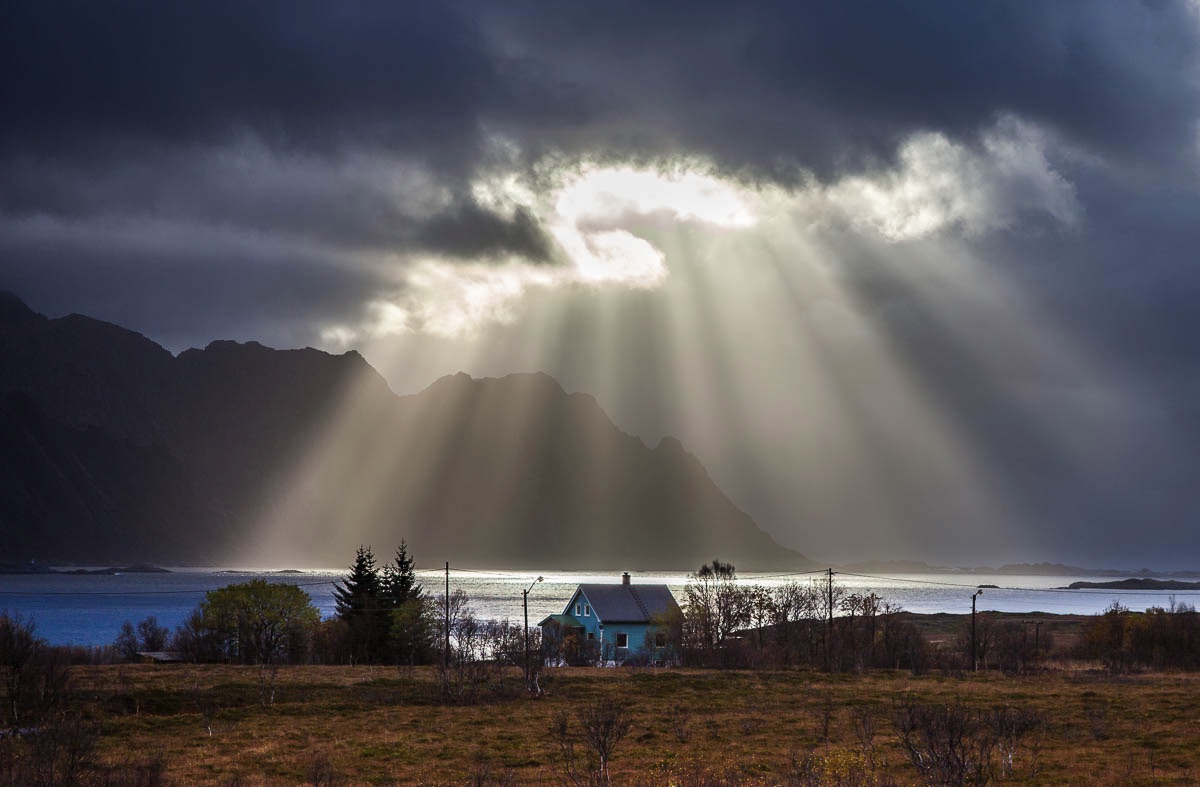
[622,572,631,586]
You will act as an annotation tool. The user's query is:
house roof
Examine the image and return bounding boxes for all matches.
[576,583,680,623]
[538,613,583,628]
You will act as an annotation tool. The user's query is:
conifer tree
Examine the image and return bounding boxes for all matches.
[381,540,422,609]
[334,545,380,617]
[383,540,431,664]
[334,545,386,662]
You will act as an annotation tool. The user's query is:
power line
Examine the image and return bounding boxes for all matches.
[836,571,987,589]
[744,569,831,580]
[413,567,525,577]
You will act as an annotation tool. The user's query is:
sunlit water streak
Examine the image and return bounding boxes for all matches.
[3,568,1200,646]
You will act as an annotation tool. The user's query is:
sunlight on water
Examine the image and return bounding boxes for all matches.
[4,568,1200,646]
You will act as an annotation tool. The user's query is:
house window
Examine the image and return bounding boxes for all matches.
[583,604,591,616]
[655,632,667,648]
[616,633,628,649]
[587,632,595,641]
[575,603,581,616]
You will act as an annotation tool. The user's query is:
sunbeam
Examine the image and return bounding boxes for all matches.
[231,118,1193,571]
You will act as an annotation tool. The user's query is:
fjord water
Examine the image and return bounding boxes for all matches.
[4,568,1200,646]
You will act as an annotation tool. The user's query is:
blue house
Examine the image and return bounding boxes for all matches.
[539,573,681,665]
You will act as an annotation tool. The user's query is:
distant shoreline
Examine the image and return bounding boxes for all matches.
[1061,578,1200,591]
[0,563,171,575]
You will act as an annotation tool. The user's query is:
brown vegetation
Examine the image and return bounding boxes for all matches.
[1,662,1193,785]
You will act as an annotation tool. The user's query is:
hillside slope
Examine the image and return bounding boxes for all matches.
[0,292,812,570]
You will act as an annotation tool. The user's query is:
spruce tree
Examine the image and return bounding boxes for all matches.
[334,545,386,662]
[381,540,422,609]
[384,540,431,665]
[334,545,380,618]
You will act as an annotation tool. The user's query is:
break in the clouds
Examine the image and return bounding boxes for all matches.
[2,0,1195,341]
[3,0,1200,567]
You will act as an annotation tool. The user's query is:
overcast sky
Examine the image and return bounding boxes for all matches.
[4,1,1200,569]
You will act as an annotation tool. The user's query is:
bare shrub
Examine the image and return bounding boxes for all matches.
[306,752,336,786]
[813,690,836,744]
[0,611,41,730]
[466,756,516,786]
[667,704,690,743]
[553,698,634,785]
[890,699,996,786]
[850,705,879,766]
[988,706,1042,778]
[0,711,98,787]
[258,663,280,707]
[190,678,217,736]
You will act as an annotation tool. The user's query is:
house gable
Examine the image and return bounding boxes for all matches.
[542,578,681,664]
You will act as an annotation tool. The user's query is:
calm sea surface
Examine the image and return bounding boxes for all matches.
[3,567,1200,646]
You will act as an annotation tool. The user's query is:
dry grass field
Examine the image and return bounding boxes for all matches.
[62,662,1200,785]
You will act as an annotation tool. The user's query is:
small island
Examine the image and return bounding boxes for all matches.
[1062,578,1200,590]
[59,563,171,575]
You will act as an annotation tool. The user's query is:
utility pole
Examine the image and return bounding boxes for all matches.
[444,562,450,675]
[825,567,834,671]
[971,588,984,672]
[523,576,543,689]
[1021,618,1043,671]
[1025,619,1043,664]
[867,592,878,663]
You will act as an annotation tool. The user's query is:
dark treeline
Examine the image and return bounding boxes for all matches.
[673,561,930,673]
[1076,599,1200,671]
[138,543,542,702]
[675,561,1200,676]
[163,543,440,667]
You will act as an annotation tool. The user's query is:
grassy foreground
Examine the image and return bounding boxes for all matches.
[69,663,1200,784]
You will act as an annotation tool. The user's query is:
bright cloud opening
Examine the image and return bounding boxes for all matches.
[321,117,1082,344]
[323,161,762,341]
[552,165,758,228]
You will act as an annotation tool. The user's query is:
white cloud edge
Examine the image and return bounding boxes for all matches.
[321,116,1083,344]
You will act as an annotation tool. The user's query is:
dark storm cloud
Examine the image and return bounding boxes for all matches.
[2,0,1197,367]
[475,0,1199,179]
[2,0,1200,567]
[0,2,503,165]
[0,148,553,261]
[4,0,1193,268]
[4,1,1195,178]
[416,200,553,262]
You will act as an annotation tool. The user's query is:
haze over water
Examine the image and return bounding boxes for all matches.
[5,568,1200,647]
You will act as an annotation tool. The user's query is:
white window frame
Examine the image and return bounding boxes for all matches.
[583,604,591,616]
[575,603,581,616]
[616,632,628,649]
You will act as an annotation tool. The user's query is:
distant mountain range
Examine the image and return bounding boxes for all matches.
[0,291,813,571]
